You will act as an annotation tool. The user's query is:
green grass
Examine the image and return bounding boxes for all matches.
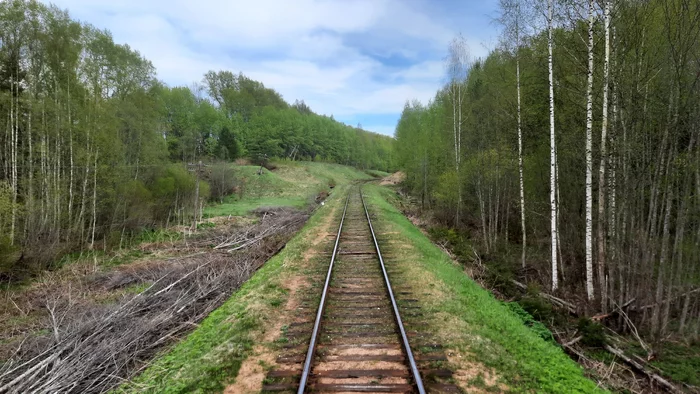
[116,185,351,393]
[365,169,391,178]
[204,161,372,217]
[363,183,605,393]
[204,196,308,217]
[627,341,700,386]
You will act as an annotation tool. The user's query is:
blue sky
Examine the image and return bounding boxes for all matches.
[51,0,501,136]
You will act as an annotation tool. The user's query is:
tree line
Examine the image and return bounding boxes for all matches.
[395,0,699,341]
[0,0,394,277]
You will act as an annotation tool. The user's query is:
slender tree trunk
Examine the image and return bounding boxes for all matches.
[68,84,74,233]
[90,149,98,250]
[597,0,612,311]
[10,73,17,245]
[27,110,33,236]
[651,142,676,338]
[555,154,565,283]
[548,0,559,291]
[516,41,526,269]
[79,123,90,243]
[584,0,595,300]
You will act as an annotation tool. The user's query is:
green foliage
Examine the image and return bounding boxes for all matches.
[577,318,606,348]
[394,0,700,356]
[520,284,554,322]
[207,164,238,203]
[650,341,700,386]
[0,235,20,278]
[507,302,555,343]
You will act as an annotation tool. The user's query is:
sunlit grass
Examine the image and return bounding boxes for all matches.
[204,196,308,217]
[204,161,372,217]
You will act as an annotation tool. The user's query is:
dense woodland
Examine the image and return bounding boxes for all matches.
[395,0,700,341]
[0,0,394,277]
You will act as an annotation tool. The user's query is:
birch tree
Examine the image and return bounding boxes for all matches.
[584,0,596,301]
[597,0,612,310]
[446,35,470,227]
[498,0,530,268]
[547,0,559,291]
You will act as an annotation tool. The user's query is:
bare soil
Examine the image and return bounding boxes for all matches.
[380,171,405,186]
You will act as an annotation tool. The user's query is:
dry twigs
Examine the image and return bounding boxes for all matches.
[0,209,308,394]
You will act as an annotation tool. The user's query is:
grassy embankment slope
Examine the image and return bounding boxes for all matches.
[117,163,372,393]
[362,183,604,393]
[204,161,375,217]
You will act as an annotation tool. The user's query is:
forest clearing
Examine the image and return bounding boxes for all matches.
[2,0,700,392]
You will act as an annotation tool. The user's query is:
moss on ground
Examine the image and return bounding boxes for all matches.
[362,183,605,393]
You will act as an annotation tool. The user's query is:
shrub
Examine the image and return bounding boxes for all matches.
[506,302,555,342]
[520,295,554,322]
[0,235,20,279]
[208,164,238,203]
[577,317,606,348]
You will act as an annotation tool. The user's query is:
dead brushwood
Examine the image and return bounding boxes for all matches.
[0,209,308,394]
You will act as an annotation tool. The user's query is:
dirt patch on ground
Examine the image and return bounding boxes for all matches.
[447,347,506,393]
[380,171,405,186]
[225,274,308,394]
[224,345,276,394]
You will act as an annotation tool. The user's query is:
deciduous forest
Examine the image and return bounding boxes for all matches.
[395,0,700,344]
[0,0,394,277]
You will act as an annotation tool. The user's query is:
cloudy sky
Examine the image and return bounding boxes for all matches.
[51,0,501,136]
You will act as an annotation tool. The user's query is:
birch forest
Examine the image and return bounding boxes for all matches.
[395,0,700,342]
[0,0,394,278]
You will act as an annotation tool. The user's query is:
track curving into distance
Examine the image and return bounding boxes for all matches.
[296,186,425,393]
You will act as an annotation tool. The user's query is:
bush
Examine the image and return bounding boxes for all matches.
[520,294,554,322]
[0,235,20,279]
[120,180,154,231]
[577,317,606,348]
[506,302,555,342]
[208,164,237,203]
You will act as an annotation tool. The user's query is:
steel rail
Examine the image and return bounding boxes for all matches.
[360,187,426,394]
[297,192,351,394]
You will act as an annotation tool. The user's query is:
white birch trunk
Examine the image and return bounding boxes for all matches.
[90,149,98,250]
[548,0,559,291]
[68,84,74,232]
[27,110,33,232]
[584,0,595,301]
[10,73,17,245]
[597,0,611,310]
[516,12,527,269]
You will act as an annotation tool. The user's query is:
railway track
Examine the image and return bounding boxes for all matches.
[264,186,459,393]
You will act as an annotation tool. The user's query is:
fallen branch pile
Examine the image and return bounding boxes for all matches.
[0,208,308,393]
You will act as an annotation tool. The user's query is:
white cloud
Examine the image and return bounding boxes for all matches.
[51,0,499,135]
